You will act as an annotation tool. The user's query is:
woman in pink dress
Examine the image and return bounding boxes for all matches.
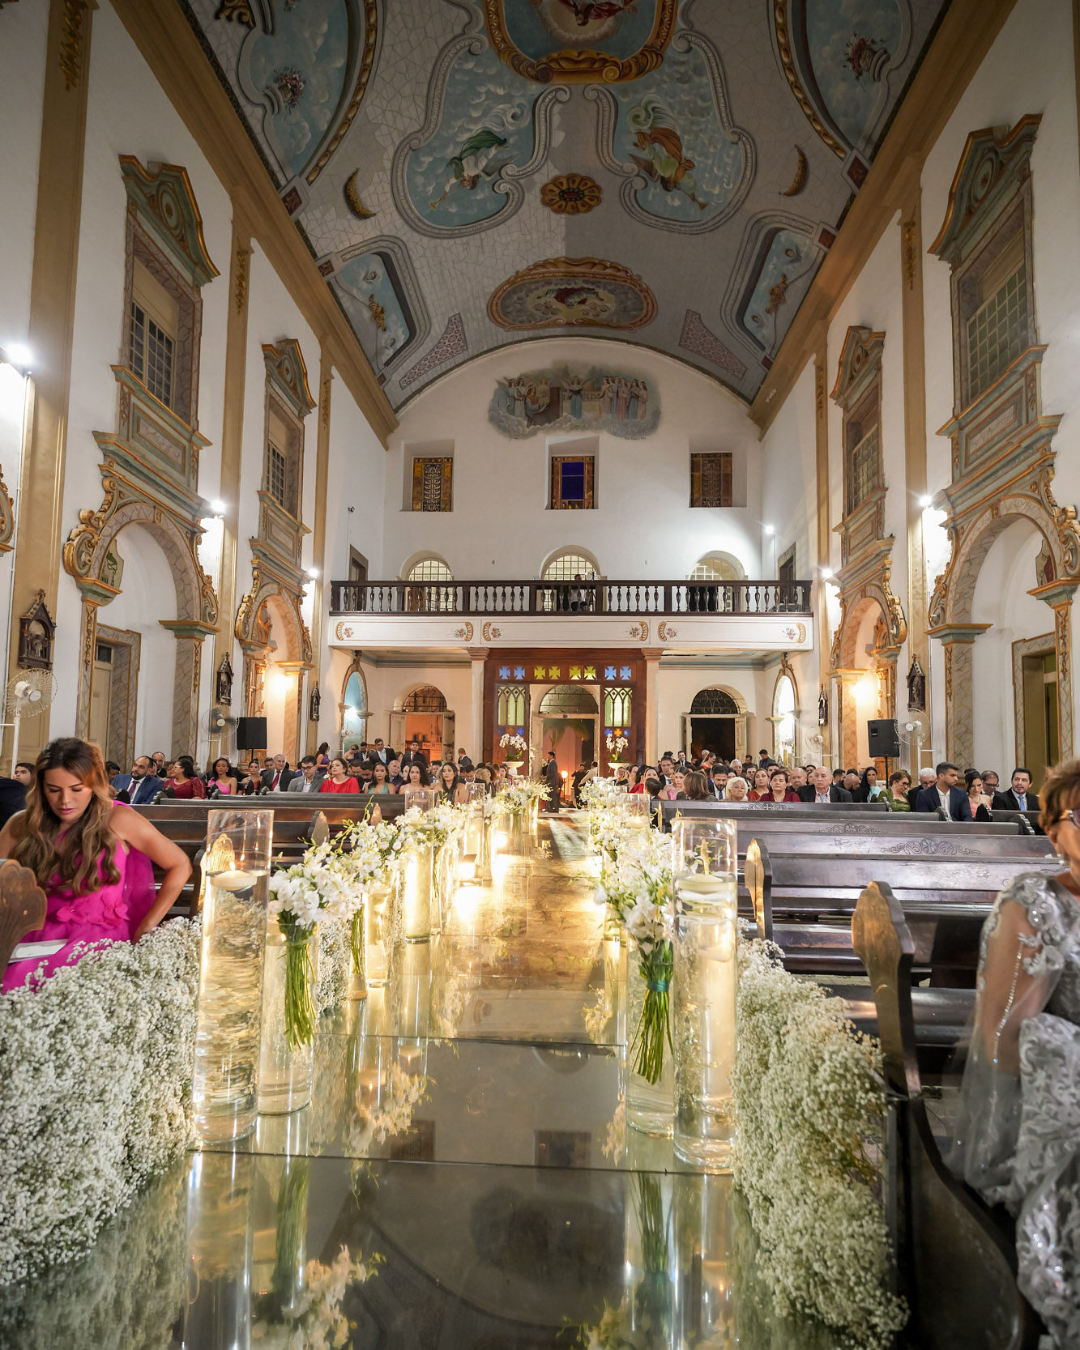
[1,738,191,993]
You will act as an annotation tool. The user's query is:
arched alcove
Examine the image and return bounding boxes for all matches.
[535,683,599,781]
[684,683,747,762]
[342,668,368,747]
[772,663,798,765]
[392,682,452,762]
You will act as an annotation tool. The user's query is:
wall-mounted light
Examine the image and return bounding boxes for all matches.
[209,499,226,517]
[919,495,933,509]
[821,567,834,579]
[306,566,319,580]
[764,524,775,535]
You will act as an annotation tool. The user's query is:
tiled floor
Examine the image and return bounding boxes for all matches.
[0,815,838,1348]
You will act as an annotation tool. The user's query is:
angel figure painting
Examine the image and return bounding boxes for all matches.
[429,127,513,210]
[489,365,660,440]
[628,94,708,210]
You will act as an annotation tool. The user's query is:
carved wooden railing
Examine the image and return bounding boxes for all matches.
[329,578,812,617]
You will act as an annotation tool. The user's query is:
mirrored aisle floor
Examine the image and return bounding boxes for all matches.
[0,816,837,1349]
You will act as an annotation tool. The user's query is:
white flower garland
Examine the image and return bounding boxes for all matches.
[0,921,200,1286]
[731,938,907,1348]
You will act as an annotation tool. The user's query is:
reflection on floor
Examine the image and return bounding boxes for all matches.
[0,815,835,1348]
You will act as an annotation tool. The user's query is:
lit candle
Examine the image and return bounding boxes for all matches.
[212,869,257,892]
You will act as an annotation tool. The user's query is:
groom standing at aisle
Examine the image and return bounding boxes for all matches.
[541,751,562,811]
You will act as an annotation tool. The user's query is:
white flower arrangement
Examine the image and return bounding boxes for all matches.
[499,731,528,761]
[731,938,907,1348]
[345,1063,430,1155]
[0,920,199,1286]
[252,1243,383,1350]
[606,731,629,761]
[495,779,550,818]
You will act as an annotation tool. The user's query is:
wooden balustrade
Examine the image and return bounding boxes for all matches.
[329,577,812,617]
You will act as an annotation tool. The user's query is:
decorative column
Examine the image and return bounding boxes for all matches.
[75,593,105,739]
[162,621,216,757]
[275,661,309,766]
[6,0,97,761]
[643,648,662,763]
[1031,581,1077,759]
[930,624,990,768]
[468,647,488,762]
[305,344,333,754]
[210,202,252,755]
[813,341,833,762]
[835,669,862,769]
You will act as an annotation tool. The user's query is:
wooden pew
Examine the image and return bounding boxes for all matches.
[850,881,1041,1349]
[659,799,891,831]
[0,860,48,974]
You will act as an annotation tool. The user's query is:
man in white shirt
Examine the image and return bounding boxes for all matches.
[287,756,325,793]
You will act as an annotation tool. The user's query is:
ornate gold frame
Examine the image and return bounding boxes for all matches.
[487,257,657,332]
[483,0,676,84]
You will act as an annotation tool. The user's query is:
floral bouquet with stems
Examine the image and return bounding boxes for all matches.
[606,731,629,762]
[495,779,550,818]
[499,731,527,761]
[334,821,397,985]
[346,1062,431,1154]
[268,842,357,1048]
[595,830,675,1085]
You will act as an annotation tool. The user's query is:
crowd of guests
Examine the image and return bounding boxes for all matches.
[588,747,1037,823]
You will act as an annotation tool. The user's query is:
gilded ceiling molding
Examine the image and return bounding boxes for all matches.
[119,157,219,288]
[540,173,602,215]
[770,0,846,159]
[304,0,378,185]
[585,31,756,236]
[487,257,657,332]
[483,0,677,84]
[262,339,316,418]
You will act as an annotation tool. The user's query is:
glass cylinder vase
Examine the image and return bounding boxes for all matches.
[258,916,319,1115]
[670,817,738,1169]
[627,954,675,1137]
[364,883,393,987]
[193,809,273,1143]
[403,844,434,941]
[181,1150,255,1346]
[348,906,366,1000]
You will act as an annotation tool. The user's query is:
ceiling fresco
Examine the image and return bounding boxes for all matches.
[183,0,949,409]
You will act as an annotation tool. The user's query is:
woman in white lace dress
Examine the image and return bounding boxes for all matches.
[953,758,1080,1344]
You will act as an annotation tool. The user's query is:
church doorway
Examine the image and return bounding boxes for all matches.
[536,684,599,787]
[342,668,368,748]
[1014,636,1059,791]
[391,685,454,763]
[684,686,746,761]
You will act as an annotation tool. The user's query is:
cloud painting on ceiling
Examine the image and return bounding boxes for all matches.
[489,365,659,438]
[182,0,949,410]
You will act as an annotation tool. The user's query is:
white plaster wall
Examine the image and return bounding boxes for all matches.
[656,664,762,760]
[0,1,48,355]
[53,4,233,757]
[363,661,473,749]
[386,338,763,583]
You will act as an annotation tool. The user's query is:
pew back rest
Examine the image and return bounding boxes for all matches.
[0,859,48,971]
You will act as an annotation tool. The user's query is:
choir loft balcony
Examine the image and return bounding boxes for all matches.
[328,579,814,655]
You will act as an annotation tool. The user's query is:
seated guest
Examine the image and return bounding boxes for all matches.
[357,764,374,790]
[798,766,853,803]
[473,766,494,795]
[166,756,206,799]
[965,770,993,822]
[853,767,883,802]
[843,770,862,795]
[437,762,469,805]
[150,750,167,777]
[747,768,772,801]
[712,769,729,797]
[981,768,1001,799]
[13,761,34,788]
[915,761,973,820]
[206,757,239,795]
[789,766,807,792]
[343,744,361,764]
[723,776,749,802]
[261,754,296,793]
[993,767,1035,813]
[0,772,26,829]
[660,768,686,801]
[112,754,161,805]
[908,766,936,810]
[287,755,326,794]
[950,758,1080,1342]
[368,761,396,795]
[320,756,359,794]
[386,757,404,788]
[680,770,713,801]
[403,761,431,789]
[881,770,912,811]
[1,738,190,993]
[238,758,262,795]
[762,769,800,803]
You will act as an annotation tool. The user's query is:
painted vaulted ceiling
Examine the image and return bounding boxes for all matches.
[181,0,948,410]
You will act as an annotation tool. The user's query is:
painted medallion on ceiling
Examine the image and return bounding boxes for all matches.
[488,258,657,331]
[489,365,659,439]
[484,0,678,84]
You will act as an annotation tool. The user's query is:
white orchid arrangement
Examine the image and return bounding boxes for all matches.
[606,731,629,761]
[732,938,907,1348]
[499,731,528,760]
[495,779,550,818]
[346,1063,431,1155]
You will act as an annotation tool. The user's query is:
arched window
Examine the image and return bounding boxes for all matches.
[403,685,447,712]
[342,668,368,743]
[497,684,526,725]
[604,687,632,730]
[690,687,739,715]
[405,557,453,584]
[538,684,599,715]
[688,554,743,582]
[541,550,599,581]
[403,556,455,612]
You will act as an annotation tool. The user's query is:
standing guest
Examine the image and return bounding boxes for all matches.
[992,768,1035,814]
[403,762,431,789]
[763,769,800,803]
[965,770,993,822]
[1,738,191,993]
[287,756,326,794]
[320,756,359,795]
[166,756,207,799]
[261,754,296,793]
[368,761,396,795]
[724,776,749,801]
[915,761,973,821]
[400,739,429,775]
[368,738,395,767]
[729,759,744,778]
[881,771,912,811]
[982,769,1001,798]
[748,768,772,801]
[13,761,34,788]
[757,749,770,768]
[542,750,562,810]
[206,757,239,795]
[315,742,331,769]
[438,762,469,805]
[798,766,853,803]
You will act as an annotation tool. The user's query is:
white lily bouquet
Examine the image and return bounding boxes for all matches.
[595,829,675,1085]
[268,842,358,1047]
[336,821,399,985]
[496,779,550,818]
[499,731,527,761]
[606,731,629,762]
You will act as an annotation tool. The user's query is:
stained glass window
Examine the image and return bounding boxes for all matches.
[583,666,596,681]
[550,456,595,509]
[498,666,511,681]
[604,687,632,727]
[514,666,525,680]
[620,666,632,681]
[548,666,561,680]
[411,457,452,511]
[604,666,617,681]
[689,452,733,508]
[569,666,582,681]
[534,666,546,681]
[497,684,526,725]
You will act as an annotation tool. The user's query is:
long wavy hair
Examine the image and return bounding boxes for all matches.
[14,738,120,892]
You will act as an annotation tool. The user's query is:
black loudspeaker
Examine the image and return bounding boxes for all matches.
[867,718,901,759]
[236,716,268,751]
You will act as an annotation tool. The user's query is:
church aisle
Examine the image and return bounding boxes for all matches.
[0,818,836,1348]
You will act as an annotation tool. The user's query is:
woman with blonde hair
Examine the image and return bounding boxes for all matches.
[1,738,191,992]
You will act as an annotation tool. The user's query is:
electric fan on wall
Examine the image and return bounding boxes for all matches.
[6,669,57,772]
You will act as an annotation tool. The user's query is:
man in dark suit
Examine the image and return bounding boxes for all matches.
[914,761,973,821]
[992,767,1035,814]
[541,750,562,810]
[797,766,853,803]
[399,739,428,775]
[0,774,26,828]
[114,755,162,805]
[368,738,396,767]
[261,754,297,793]
[907,767,936,811]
